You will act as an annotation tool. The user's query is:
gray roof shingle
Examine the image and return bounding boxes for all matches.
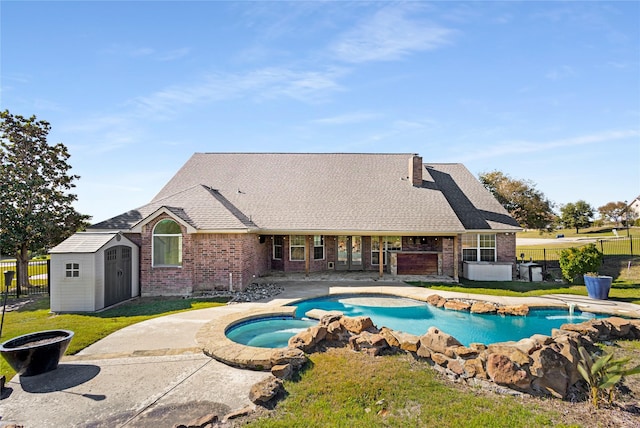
[90,153,520,234]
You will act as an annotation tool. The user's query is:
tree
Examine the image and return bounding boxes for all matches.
[597,201,627,226]
[559,200,594,233]
[479,171,555,231]
[0,110,90,292]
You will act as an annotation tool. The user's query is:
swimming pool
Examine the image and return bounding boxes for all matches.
[225,294,608,348]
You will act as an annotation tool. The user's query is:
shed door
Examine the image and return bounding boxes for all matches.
[105,246,132,307]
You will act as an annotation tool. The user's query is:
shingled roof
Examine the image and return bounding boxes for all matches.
[90,153,520,234]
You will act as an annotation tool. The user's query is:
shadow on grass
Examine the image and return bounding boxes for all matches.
[89,297,230,318]
[9,295,229,318]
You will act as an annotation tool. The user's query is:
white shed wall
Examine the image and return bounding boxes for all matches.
[50,253,98,312]
[50,233,140,312]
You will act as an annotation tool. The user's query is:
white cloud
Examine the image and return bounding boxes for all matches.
[312,112,381,125]
[331,6,455,63]
[458,129,640,162]
[130,67,347,116]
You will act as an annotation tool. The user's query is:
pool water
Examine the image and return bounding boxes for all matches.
[226,294,608,348]
[226,317,318,348]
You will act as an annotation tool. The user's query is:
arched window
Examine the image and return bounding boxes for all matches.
[153,219,182,267]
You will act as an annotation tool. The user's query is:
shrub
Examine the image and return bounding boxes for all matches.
[559,244,603,283]
[577,346,640,408]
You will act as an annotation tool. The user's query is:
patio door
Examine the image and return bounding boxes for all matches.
[336,236,362,271]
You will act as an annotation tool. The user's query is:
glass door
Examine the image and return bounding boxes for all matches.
[336,236,362,270]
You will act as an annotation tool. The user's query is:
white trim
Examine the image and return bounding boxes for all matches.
[130,207,197,234]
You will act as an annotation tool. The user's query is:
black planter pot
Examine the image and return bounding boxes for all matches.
[0,330,74,376]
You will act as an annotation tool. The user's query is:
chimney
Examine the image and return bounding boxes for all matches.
[408,154,423,187]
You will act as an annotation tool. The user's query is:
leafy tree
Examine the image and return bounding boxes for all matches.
[479,171,555,231]
[597,201,627,226]
[559,200,594,233]
[0,110,90,292]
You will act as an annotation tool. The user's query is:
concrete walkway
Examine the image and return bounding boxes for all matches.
[1,279,638,427]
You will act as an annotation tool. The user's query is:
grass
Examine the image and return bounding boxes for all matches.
[0,296,228,379]
[518,226,636,239]
[246,348,571,428]
[415,278,640,306]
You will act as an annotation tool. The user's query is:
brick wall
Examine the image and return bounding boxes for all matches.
[140,215,193,296]
[140,215,270,295]
[497,232,517,277]
[441,237,455,276]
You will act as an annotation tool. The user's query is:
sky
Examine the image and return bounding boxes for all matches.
[1,1,639,224]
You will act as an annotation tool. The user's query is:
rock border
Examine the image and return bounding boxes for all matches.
[265,294,640,401]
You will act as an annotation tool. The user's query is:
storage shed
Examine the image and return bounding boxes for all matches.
[50,232,139,312]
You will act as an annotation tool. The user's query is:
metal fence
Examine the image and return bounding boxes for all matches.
[516,236,638,273]
[0,259,50,298]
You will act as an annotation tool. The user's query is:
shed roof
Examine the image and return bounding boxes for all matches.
[49,232,126,254]
[90,153,520,234]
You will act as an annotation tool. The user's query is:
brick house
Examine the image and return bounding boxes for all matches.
[83,153,520,297]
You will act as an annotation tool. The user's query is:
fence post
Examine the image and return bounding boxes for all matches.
[543,248,547,273]
[16,262,21,298]
[599,239,604,253]
[631,235,634,257]
[47,259,51,294]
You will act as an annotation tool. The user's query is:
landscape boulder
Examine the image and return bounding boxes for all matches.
[249,376,284,404]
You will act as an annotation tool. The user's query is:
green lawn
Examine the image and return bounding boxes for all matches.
[246,349,575,428]
[0,296,228,379]
[517,226,636,239]
[413,278,640,305]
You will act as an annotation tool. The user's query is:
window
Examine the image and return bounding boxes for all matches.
[273,236,283,260]
[153,219,182,267]
[65,262,80,278]
[462,234,496,262]
[372,236,402,265]
[290,235,306,261]
[313,235,324,260]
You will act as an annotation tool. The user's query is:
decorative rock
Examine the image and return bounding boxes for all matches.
[469,343,487,352]
[271,363,293,379]
[420,327,463,354]
[448,359,465,376]
[558,322,599,339]
[431,352,450,367]
[426,294,446,307]
[391,331,421,352]
[288,330,314,351]
[452,346,478,359]
[606,317,632,337]
[416,344,431,359]
[318,311,343,326]
[249,376,283,404]
[222,406,254,423]
[497,304,529,316]
[379,327,400,348]
[529,347,569,398]
[464,358,487,379]
[486,353,531,390]
[444,300,471,312]
[177,413,219,428]
[270,347,307,370]
[470,301,497,314]
[325,320,349,342]
[340,316,374,334]
[486,344,531,366]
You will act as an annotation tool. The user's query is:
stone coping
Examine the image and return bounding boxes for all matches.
[196,306,297,370]
[197,286,640,371]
